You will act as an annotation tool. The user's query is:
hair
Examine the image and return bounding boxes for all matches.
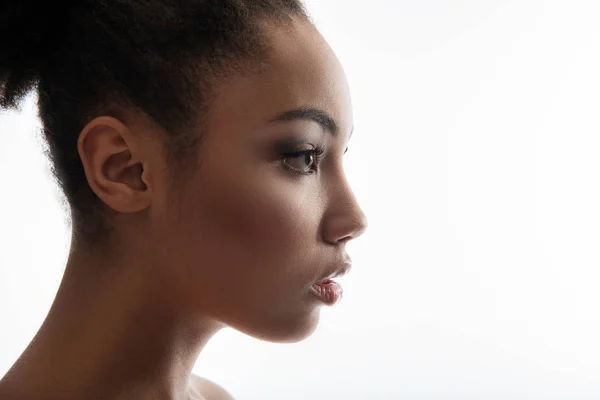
[0,0,310,249]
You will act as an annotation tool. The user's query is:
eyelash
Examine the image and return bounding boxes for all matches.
[281,146,326,176]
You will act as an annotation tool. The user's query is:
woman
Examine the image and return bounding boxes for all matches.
[0,0,367,399]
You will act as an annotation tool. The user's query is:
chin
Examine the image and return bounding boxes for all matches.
[235,307,322,344]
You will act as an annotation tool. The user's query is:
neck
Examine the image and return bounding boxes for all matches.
[0,242,223,400]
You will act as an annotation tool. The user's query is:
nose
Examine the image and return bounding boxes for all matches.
[322,179,368,245]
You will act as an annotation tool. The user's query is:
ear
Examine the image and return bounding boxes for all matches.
[77,116,152,214]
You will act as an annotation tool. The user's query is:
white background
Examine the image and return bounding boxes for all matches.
[2,1,600,399]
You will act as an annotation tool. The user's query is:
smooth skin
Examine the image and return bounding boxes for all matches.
[0,15,367,400]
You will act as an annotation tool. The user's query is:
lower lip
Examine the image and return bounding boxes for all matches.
[311,279,343,305]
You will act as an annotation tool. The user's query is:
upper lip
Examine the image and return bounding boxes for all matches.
[319,259,352,282]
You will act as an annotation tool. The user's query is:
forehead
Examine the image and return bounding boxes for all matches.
[206,17,353,137]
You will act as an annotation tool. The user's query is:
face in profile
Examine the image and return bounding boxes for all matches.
[145,16,367,343]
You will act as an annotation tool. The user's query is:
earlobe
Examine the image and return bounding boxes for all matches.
[77,116,152,214]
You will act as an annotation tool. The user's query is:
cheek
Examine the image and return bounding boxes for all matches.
[173,171,323,312]
[209,178,313,274]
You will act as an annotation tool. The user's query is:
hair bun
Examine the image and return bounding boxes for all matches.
[0,1,78,108]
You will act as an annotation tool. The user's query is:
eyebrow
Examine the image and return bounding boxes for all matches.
[267,106,353,138]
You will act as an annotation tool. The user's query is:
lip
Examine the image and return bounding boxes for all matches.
[318,260,352,283]
[311,260,352,305]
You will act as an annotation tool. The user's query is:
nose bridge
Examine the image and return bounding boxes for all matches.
[322,171,368,244]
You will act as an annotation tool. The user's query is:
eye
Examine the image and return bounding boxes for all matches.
[281,147,325,175]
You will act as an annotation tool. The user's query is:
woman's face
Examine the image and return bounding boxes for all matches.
[149,17,367,342]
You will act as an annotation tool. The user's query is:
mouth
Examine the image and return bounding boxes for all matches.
[311,279,343,305]
[311,261,352,306]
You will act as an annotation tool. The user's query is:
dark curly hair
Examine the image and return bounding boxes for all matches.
[0,0,310,248]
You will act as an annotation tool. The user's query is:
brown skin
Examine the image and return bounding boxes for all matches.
[0,16,366,400]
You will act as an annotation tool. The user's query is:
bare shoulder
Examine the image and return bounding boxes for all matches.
[190,374,235,400]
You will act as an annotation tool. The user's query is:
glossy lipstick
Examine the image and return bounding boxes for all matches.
[311,261,351,305]
[311,279,343,305]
